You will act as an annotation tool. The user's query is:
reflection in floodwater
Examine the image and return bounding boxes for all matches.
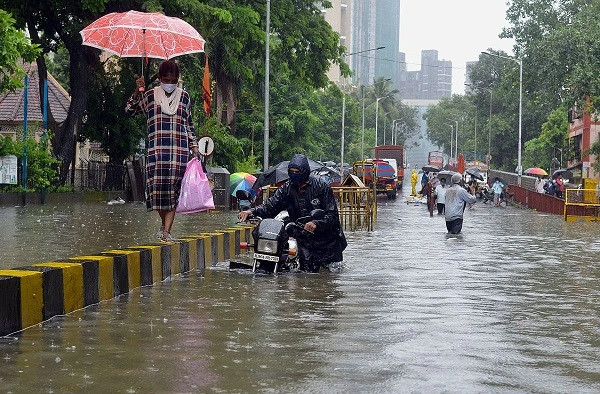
[0,202,233,269]
[1,193,600,392]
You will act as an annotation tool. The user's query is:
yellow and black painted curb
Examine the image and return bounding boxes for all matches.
[0,225,253,336]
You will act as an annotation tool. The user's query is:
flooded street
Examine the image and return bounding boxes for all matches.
[1,190,600,392]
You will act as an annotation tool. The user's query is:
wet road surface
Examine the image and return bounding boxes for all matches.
[1,192,600,392]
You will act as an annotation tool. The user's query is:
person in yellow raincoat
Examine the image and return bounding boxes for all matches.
[410,169,418,196]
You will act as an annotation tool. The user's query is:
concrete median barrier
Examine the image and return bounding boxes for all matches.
[0,224,253,337]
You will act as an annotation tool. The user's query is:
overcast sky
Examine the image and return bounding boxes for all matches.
[399,0,515,95]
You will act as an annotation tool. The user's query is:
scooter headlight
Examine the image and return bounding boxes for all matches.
[257,239,278,254]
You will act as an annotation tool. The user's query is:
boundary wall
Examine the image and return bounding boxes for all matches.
[0,225,253,336]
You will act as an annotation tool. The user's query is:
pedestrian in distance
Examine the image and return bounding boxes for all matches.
[420,171,429,191]
[410,169,418,196]
[491,177,504,207]
[444,173,477,234]
[238,154,347,273]
[556,176,564,198]
[126,60,200,242]
[535,177,545,194]
[434,177,447,214]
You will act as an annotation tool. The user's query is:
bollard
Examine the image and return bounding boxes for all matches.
[0,225,258,336]
[127,245,163,285]
[221,229,237,260]
[182,235,207,270]
[32,262,85,314]
[71,255,114,301]
[15,265,66,320]
[0,270,43,336]
[102,250,142,291]
[97,253,129,297]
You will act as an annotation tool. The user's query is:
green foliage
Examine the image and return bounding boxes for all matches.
[502,0,600,112]
[235,155,261,174]
[0,9,40,93]
[0,135,59,191]
[23,136,60,190]
[522,108,568,171]
[46,45,70,91]
[81,57,147,164]
[203,117,243,172]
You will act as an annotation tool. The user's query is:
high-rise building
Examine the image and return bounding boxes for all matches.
[323,0,352,84]
[350,0,400,86]
[323,0,400,87]
[464,60,478,92]
[398,50,452,100]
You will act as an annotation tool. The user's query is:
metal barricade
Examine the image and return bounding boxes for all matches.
[332,186,376,231]
[258,185,377,231]
[564,188,600,221]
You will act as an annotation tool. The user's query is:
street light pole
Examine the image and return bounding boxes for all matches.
[383,112,390,145]
[447,119,458,160]
[518,58,523,184]
[263,0,270,171]
[361,78,390,160]
[342,47,384,163]
[482,51,523,185]
[474,110,477,162]
[392,119,402,145]
[447,124,453,162]
[488,89,492,167]
[361,87,365,161]
[455,120,458,160]
[341,88,346,167]
[375,95,390,147]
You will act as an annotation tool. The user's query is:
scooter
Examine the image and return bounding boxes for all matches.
[232,191,325,274]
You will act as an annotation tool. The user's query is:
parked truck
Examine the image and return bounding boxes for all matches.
[353,159,397,199]
[427,151,446,169]
[373,145,405,189]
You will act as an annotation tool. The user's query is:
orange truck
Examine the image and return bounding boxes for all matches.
[427,151,445,168]
[373,145,405,189]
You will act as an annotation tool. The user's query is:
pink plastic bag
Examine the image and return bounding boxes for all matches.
[176,158,215,214]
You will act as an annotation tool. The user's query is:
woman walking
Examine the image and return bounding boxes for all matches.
[126,60,199,241]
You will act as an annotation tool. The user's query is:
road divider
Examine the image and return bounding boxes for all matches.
[0,226,252,336]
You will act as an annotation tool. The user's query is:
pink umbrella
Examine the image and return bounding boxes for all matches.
[80,10,205,60]
[524,167,548,176]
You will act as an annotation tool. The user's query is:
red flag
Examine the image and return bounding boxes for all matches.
[202,55,211,116]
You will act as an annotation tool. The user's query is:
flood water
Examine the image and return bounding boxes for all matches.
[1,189,600,392]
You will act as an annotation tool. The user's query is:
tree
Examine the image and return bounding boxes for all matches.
[522,108,569,171]
[81,58,147,167]
[45,44,70,90]
[171,0,348,134]
[502,0,600,112]
[0,9,40,93]
[1,0,125,184]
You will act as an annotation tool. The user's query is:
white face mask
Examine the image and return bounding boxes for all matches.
[161,82,177,94]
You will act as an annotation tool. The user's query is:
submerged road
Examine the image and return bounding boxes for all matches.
[1,190,600,392]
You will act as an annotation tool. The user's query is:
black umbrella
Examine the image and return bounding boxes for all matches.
[437,170,457,184]
[253,158,325,189]
[552,169,573,180]
[422,165,441,173]
[466,167,484,181]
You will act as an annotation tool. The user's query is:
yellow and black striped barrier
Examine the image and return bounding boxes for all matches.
[0,226,251,336]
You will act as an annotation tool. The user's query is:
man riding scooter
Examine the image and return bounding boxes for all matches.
[238,154,347,273]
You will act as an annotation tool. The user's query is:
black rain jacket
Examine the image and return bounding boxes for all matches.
[252,175,347,269]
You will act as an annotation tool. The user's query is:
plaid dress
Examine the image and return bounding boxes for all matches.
[126,88,198,211]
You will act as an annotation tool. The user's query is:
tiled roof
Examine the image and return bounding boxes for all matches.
[0,62,70,123]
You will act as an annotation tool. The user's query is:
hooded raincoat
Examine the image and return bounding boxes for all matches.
[410,170,418,195]
[251,154,346,272]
